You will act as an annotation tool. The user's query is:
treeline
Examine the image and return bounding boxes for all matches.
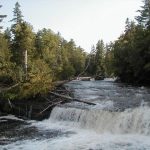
[0,2,86,100]
[84,40,114,79]
[0,0,150,101]
[87,0,150,85]
[112,0,150,85]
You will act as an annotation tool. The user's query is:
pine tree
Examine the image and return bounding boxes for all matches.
[136,0,150,28]
[10,2,23,65]
[10,3,35,81]
[104,42,114,77]
[95,40,105,77]
[86,45,97,75]
[11,2,23,24]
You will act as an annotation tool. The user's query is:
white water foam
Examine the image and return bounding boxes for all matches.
[50,105,150,135]
[0,115,23,121]
[2,79,150,150]
[92,100,114,109]
[104,78,117,82]
[3,132,150,150]
[2,106,150,150]
[3,120,150,150]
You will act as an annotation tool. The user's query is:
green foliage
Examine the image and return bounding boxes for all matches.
[19,59,53,98]
[104,43,114,77]
[35,29,63,80]
[86,45,97,75]
[11,22,35,67]
[61,63,75,79]
[85,0,150,84]
[86,41,105,77]
[113,16,150,84]
[136,0,150,28]
[0,33,14,83]
[95,40,105,76]
[10,2,23,24]
[1,0,150,102]
[0,2,87,100]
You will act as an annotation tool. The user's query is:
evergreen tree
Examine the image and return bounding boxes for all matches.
[0,2,88,100]
[10,3,35,81]
[4,28,11,43]
[0,33,14,84]
[11,2,23,24]
[95,40,105,77]
[86,45,96,75]
[136,0,150,28]
[113,16,150,84]
[35,28,63,80]
[104,42,114,77]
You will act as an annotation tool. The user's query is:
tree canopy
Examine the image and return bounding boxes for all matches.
[0,2,87,100]
[111,0,150,84]
[0,0,150,101]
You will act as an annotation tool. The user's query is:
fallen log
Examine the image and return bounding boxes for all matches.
[49,91,96,105]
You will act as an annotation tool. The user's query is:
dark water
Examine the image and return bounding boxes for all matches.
[1,79,150,150]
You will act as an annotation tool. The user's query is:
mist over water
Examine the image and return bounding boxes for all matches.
[2,79,150,150]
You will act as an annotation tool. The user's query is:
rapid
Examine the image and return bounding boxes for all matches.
[1,79,150,150]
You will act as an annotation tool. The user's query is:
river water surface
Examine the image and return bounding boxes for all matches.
[1,79,150,150]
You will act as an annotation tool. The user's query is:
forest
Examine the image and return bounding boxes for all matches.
[0,0,150,101]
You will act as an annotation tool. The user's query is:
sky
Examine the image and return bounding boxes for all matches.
[0,0,142,52]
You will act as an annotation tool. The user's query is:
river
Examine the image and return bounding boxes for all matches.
[1,79,150,150]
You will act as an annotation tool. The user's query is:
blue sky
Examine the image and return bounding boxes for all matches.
[0,0,142,52]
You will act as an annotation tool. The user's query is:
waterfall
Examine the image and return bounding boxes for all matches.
[50,106,150,135]
[2,80,150,150]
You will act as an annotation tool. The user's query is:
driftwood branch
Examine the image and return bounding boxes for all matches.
[49,91,96,105]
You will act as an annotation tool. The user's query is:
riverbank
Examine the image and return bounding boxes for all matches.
[0,80,71,121]
[0,80,74,146]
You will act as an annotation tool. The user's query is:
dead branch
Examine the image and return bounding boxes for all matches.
[49,91,96,105]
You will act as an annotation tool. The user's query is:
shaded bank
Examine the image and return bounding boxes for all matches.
[0,81,71,120]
